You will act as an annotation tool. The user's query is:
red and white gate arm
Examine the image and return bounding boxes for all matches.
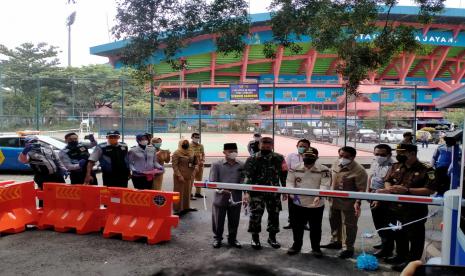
[194,181,444,206]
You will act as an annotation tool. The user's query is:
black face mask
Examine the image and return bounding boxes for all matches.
[260,149,272,155]
[182,144,189,150]
[303,157,317,166]
[68,141,78,147]
[396,154,408,163]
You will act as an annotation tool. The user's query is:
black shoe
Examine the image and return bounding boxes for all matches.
[373,243,383,250]
[251,235,262,250]
[311,250,323,258]
[373,249,393,258]
[212,240,222,248]
[385,255,406,264]
[195,193,205,198]
[187,208,198,212]
[267,237,281,249]
[338,250,354,259]
[304,224,310,231]
[228,240,242,248]
[190,194,197,200]
[392,262,409,272]
[320,242,342,250]
[283,223,291,230]
[287,246,301,255]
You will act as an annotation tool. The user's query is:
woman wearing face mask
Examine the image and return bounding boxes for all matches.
[172,139,198,215]
[128,134,164,190]
[151,137,170,190]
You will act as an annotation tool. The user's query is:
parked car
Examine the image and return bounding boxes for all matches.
[309,128,333,143]
[329,129,340,137]
[380,129,412,143]
[349,129,378,143]
[0,134,67,171]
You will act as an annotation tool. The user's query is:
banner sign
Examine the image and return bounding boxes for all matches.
[230,84,259,103]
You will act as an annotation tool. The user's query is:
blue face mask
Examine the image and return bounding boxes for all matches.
[153,143,162,149]
[298,147,306,154]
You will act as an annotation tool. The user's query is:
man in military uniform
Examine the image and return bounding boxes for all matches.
[84,130,130,187]
[321,146,367,259]
[190,132,205,198]
[243,137,288,250]
[59,132,98,185]
[378,143,436,272]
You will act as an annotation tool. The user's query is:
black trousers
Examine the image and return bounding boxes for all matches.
[102,172,128,188]
[370,201,394,253]
[391,214,426,261]
[212,203,241,242]
[34,173,66,207]
[435,166,450,196]
[70,170,97,185]
[289,200,324,251]
[132,176,152,190]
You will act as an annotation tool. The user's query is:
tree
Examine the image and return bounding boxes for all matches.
[112,0,444,94]
[444,109,465,128]
[213,102,261,131]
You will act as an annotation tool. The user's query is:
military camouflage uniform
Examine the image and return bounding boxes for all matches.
[244,151,287,234]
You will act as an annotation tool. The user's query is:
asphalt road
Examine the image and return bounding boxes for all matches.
[0,166,441,276]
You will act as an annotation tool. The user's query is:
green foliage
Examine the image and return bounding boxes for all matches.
[213,102,261,131]
[444,109,465,127]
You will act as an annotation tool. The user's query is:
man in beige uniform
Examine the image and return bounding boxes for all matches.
[190,132,205,198]
[321,146,367,259]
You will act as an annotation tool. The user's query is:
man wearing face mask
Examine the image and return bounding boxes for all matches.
[190,132,205,199]
[84,130,130,187]
[283,139,311,229]
[243,137,288,250]
[209,143,244,249]
[431,136,461,195]
[368,144,394,258]
[322,146,367,259]
[379,143,436,272]
[59,132,98,185]
[286,149,330,257]
[247,133,261,156]
[128,134,164,190]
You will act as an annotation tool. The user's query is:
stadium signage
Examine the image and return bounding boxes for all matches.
[357,30,460,46]
[230,84,259,103]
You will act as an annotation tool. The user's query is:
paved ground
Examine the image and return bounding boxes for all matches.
[0,166,442,276]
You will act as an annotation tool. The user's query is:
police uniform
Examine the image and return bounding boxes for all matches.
[244,151,287,235]
[88,142,130,187]
[328,159,368,252]
[384,148,436,263]
[190,141,205,195]
[286,158,331,252]
[59,141,97,185]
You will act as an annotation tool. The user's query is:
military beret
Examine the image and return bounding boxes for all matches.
[260,137,273,143]
[224,143,238,150]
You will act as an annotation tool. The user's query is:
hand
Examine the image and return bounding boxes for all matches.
[376,188,390,194]
[242,193,250,204]
[313,197,320,206]
[282,194,288,201]
[370,201,379,209]
[388,185,408,194]
[22,144,33,155]
[354,201,361,217]
[84,175,93,185]
[400,260,422,276]
[88,134,96,143]
[78,159,87,169]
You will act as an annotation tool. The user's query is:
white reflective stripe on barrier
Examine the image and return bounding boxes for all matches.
[194,181,444,206]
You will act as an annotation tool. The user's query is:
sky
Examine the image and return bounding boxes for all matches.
[0,0,463,67]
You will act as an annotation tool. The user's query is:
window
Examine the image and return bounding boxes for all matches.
[297,91,306,98]
[264,91,273,99]
[317,91,325,99]
[425,92,433,100]
[381,92,389,99]
[0,138,20,148]
[218,91,227,99]
[411,92,416,100]
[331,91,340,98]
[395,92,402,101]
[283,91,292,98]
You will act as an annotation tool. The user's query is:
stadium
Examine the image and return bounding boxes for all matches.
[90,6,465,134]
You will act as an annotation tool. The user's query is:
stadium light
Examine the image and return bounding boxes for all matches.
[66,11,76,67]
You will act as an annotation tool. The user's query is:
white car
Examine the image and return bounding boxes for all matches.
[380,129,412,143]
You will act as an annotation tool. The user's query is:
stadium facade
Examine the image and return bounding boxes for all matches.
[90,6,465,129]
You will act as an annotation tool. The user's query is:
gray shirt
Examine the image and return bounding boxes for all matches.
[369,158,394,190]
[128,145,162,174]
[59,141,97,171]
[209,158,244,201]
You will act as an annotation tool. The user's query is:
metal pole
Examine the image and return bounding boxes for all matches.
[378,89,382,143]
[36,78,41,130]
[198,83,202,142]
[272,81,276,142]
[150,77,154,134]
[120,78,125,142]
[68,25,71,67]
[344,87,348,147]
[0,68,3,117]
[413,84,418,143]
[71,76,75,117]
[179,72,182,139]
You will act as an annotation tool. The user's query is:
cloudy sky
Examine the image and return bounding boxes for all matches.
[0,0,463,67]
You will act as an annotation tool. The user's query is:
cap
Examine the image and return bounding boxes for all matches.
[396,143,417,152]
[106,130,121,136]
[253,133,261,137]
[64,132,78,139]
[24,135,39,143]
[224,143,238,150]
[136,133,149,141]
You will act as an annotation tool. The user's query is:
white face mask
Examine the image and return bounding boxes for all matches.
[192,138,200,143]
[139,140,148,146]
[375,156,388,165]
[227,152,238,160]
[339,158,352,166]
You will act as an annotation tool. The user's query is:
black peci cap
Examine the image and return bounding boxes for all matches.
[224,143,238,150]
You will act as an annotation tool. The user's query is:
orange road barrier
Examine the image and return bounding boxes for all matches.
[38,183,107,234]
[0,181,39,234]
[103,188,180,244]
[0,180,16,187]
